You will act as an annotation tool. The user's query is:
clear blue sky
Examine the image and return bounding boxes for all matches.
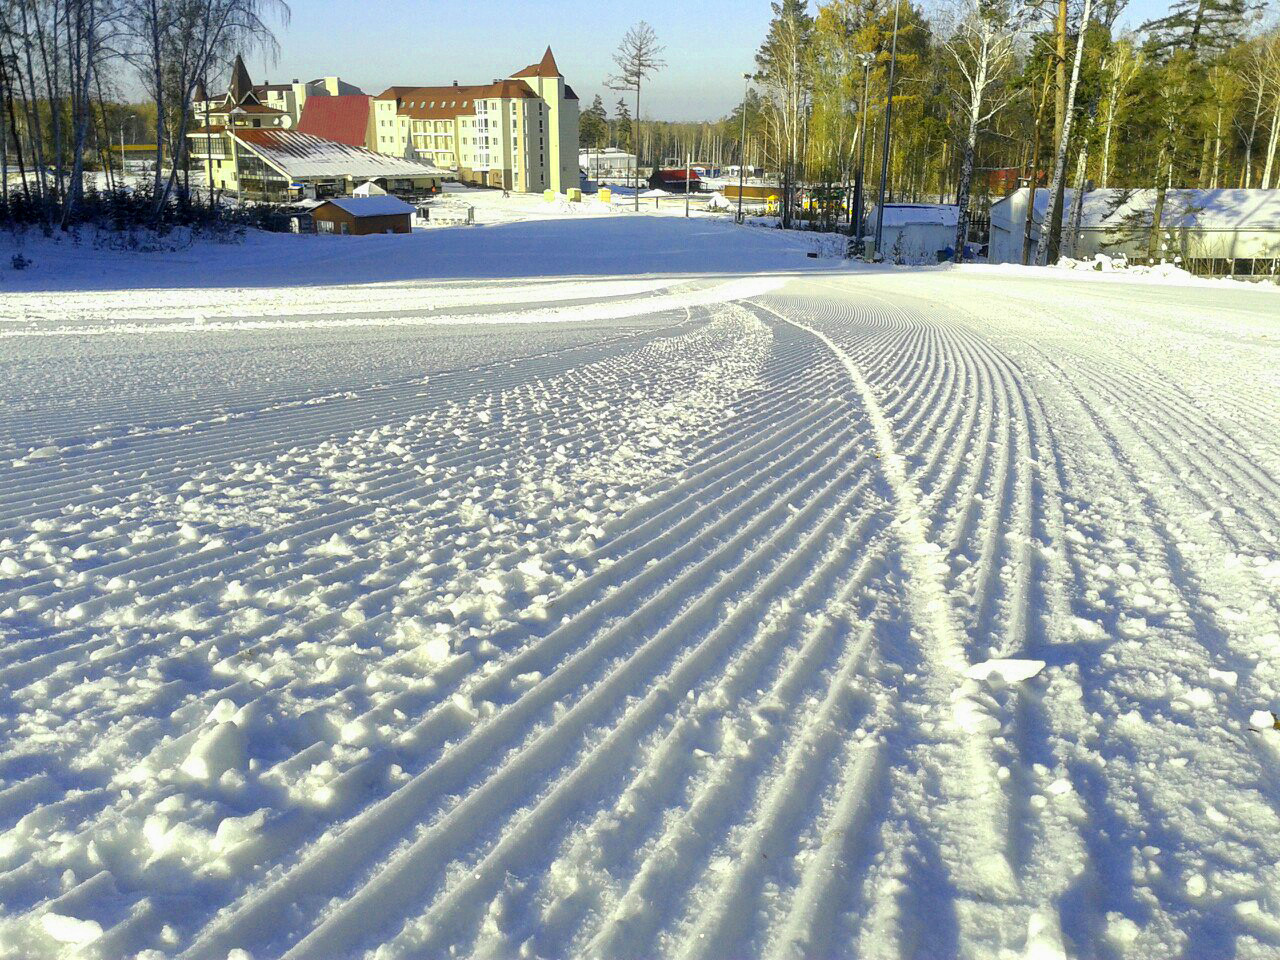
[247,0,1174,122]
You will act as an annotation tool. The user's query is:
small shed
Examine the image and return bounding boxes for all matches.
[312,195,414,236]
[648,169,702,194]
[867,204,960,262]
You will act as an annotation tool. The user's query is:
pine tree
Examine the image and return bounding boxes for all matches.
[1142,0,1260,60]
[614,99,633,151]
[580,95,609,149]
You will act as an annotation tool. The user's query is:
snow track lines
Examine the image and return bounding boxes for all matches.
[2,267,1279,959]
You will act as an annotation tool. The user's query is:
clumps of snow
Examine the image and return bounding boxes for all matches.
[965,658,1046,684]
[181,720,248,784]
[1250,709,1279,739]
[705,192,733,212]
[1056,252,1275,286]
[39,913,103,945]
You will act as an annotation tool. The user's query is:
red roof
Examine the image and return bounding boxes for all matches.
[297,95,371,148]
[653,169,702,182]
[372,80,537,119]
[512,47,561,79]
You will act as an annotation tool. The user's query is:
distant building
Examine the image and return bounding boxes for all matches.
[372,47,579,193]
[311,195,414,235]
[989,187,1280,273]
[193,70,363,128]
[189,56,445,201]
[648,169,702,193]
[579,147,636,181]
[866,203,961,261]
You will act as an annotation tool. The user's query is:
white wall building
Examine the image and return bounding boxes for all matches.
[990,187,1280,270]
[579,147,636,181]
[867,204,960,262]
[194,73,363,128]
[372,48,580,194]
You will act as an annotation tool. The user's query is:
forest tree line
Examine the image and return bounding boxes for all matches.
[583,0,1278,258]
[0,0,287,230]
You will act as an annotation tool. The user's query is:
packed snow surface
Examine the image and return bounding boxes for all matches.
[1,215,1279,960]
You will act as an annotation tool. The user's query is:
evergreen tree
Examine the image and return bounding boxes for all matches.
[580,95,609,149]
[614,99,633,151]
[1141,0,1261,60]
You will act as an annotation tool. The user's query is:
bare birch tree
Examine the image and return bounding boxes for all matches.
[1097,35,1140,187]
[1035,0,1093,265]
[943,0,1024,261]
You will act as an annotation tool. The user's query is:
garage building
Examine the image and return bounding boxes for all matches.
[311,195,415,235]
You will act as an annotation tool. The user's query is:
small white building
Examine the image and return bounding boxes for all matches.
[990,187,1280,272]
[866,204,960,262]
[579,147,636,181]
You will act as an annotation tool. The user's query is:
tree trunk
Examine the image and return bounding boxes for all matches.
[2,54,31,205]
[953,95,981,263]
[1047,0,1069,260]
[15,2,49,210]
[1066,142,1089,258]
[1036,0,1093,266]
[1196,129,1211,188]
[1148,178,1167,262]
[1261,96,1280,189]
[1211,107,1223,188]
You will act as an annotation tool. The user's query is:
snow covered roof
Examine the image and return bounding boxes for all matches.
[231,129,446,181]
[319,195,415,217]
[994,188,1280,231]
[869,203,960,227]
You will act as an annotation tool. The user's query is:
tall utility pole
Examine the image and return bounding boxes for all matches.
[873,0,901,259]
[685,153,691,216]
[737,73,751,223]
[851,52,874,247]
[119,116,133,185]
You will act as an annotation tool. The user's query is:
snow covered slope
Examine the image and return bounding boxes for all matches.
[1,223,1279,959]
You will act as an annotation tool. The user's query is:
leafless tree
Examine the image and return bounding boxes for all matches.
[127,0,288,218]
[607,20,665,210]
[1035,0,1093,265]
[943,0,1026,261]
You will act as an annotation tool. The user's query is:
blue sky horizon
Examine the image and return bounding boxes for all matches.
[244,0,1174,122]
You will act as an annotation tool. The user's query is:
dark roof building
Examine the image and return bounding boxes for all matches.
[649,169,703,193]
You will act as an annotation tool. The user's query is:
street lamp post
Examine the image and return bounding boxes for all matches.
[872,0,901,261]
[118,116,134,188]
[736,72,751,224]
[850,52,874,251]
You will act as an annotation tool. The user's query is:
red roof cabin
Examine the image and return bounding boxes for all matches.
[311,195,414,235]
[648,169,702,194]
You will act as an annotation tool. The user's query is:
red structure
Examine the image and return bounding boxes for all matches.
[297,95,373,149]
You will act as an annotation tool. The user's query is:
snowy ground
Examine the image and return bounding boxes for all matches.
[1,213,1279,960]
